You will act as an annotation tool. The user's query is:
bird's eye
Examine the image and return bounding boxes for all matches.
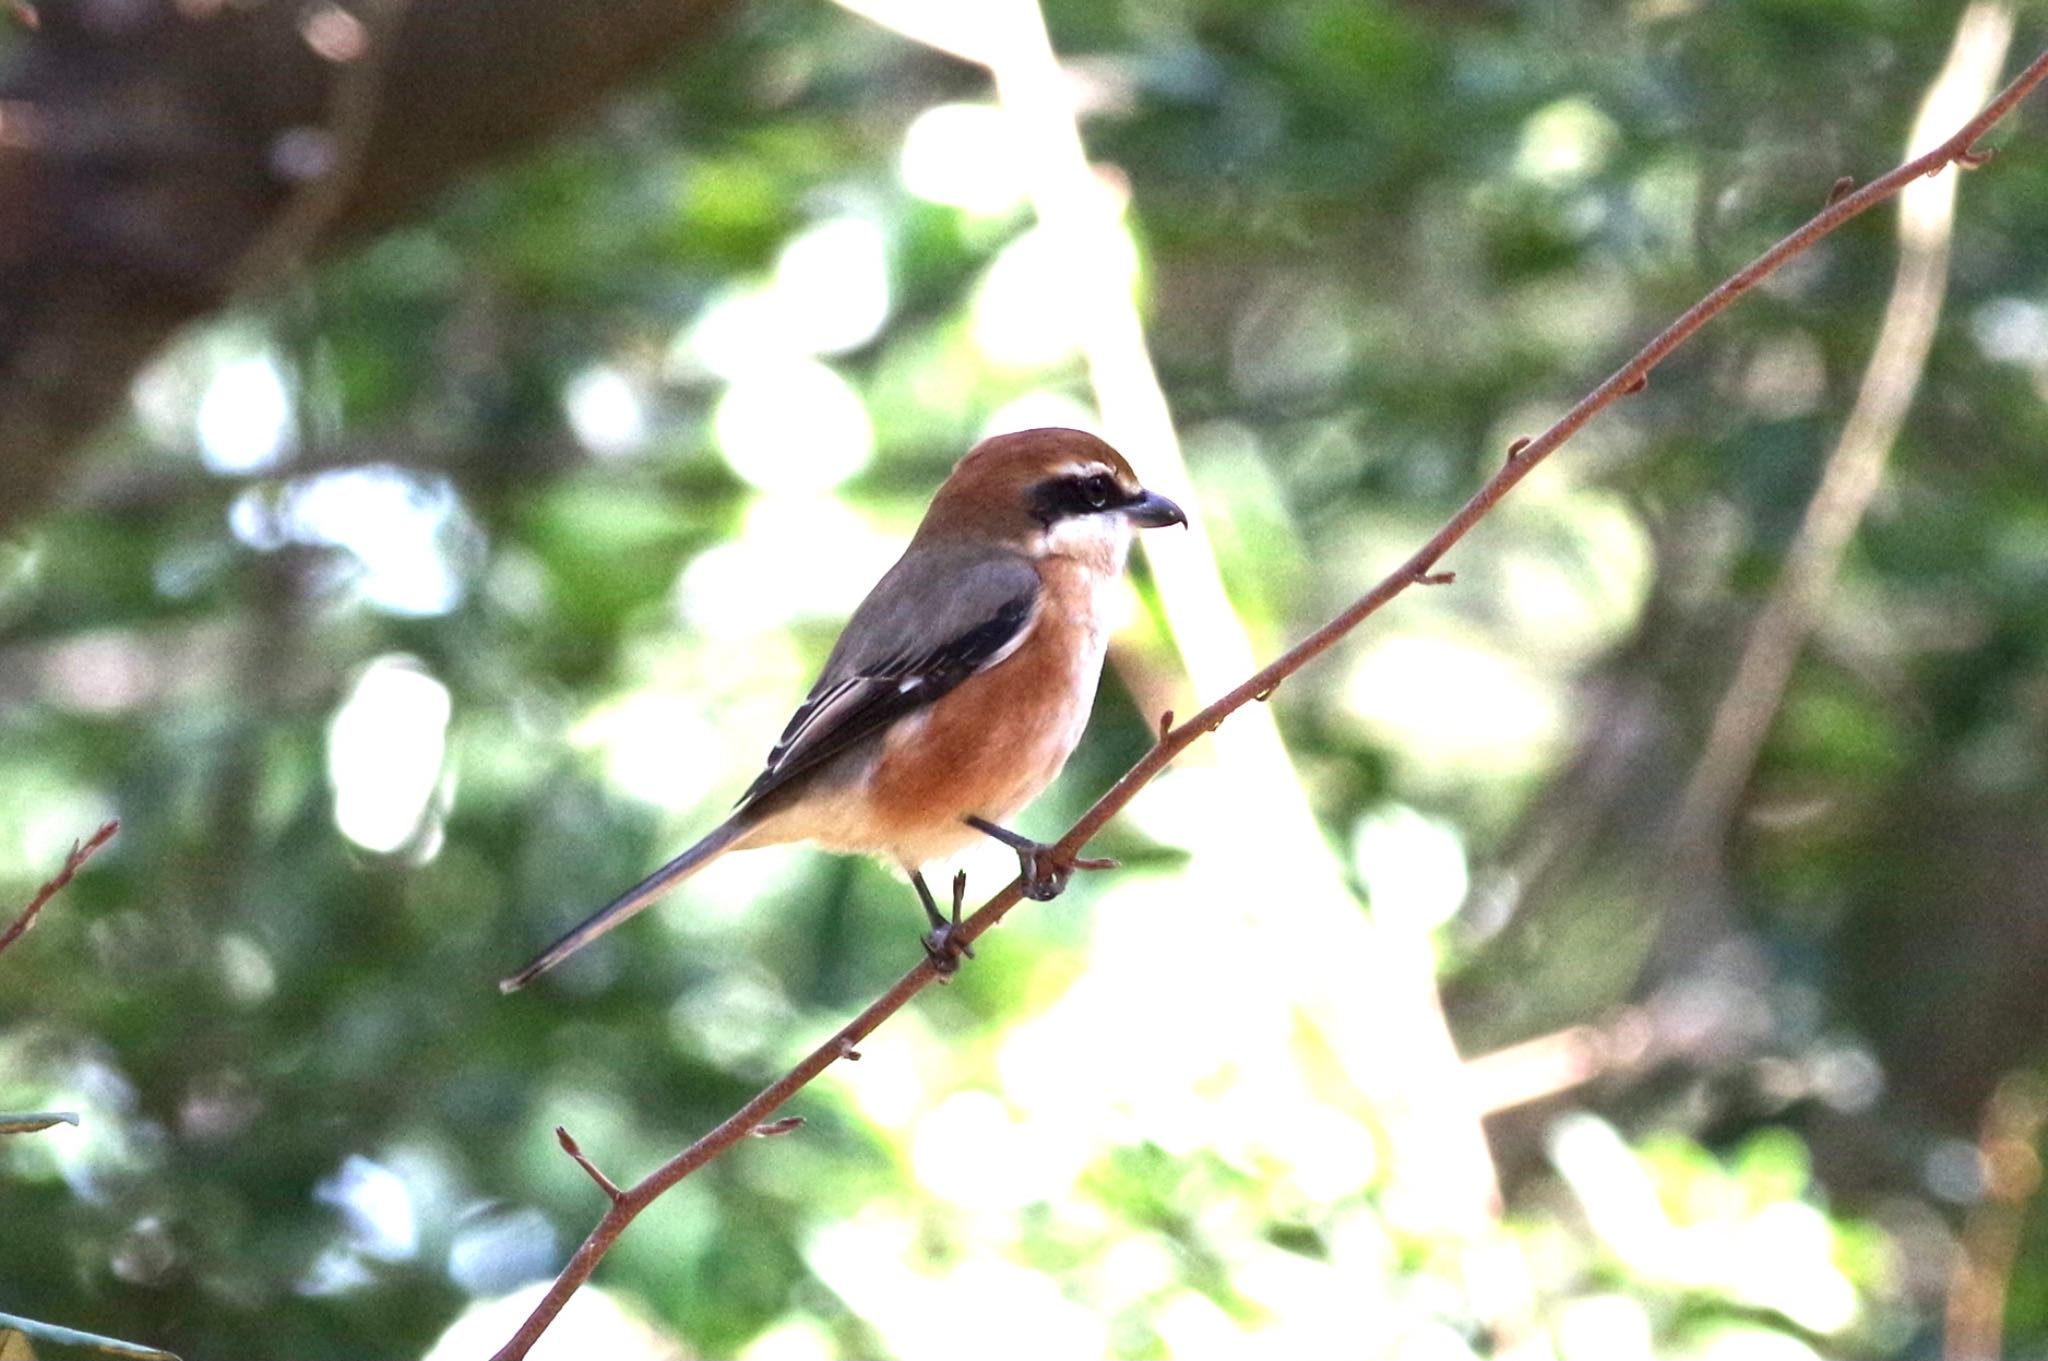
[1080,474,1115,509]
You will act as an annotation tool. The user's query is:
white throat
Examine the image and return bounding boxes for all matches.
[1031,512,1133,575]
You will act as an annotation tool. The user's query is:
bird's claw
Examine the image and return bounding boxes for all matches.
[921,923,975,975]
[919,869,975,978]
[965,815,1118,902]
[1016,844,1072,900]
[1017,845,1119,900]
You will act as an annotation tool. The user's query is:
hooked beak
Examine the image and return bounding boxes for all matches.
[1124,488,1188,529]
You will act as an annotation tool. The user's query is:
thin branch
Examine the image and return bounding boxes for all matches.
[490,959,963,1361]
[0,819,117,963]
[491,42,2048,1361]
[0,1110,79,1135]
[1671,0,2018,860]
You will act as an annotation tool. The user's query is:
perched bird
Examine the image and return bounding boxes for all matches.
[501,427,1186,992]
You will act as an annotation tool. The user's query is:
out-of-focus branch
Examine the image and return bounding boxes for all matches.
[228,0,413,295]
[0,1310,178,1361]
[491,41,2048,1361]
[1671,2,2017,859]
[1946,1072,2048,1361]
[0,818,116,962]
[1463,1010,1657,1116]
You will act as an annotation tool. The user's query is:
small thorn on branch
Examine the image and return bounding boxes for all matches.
[1157,709,1174,742]
[1827,174,1856,205]
[557,1126,623,1203]
[1622,373,1649,394]
[1957,144,1997,168]
[1253,685,1277,703]
[752,1116,805,1138]
[1505,436,1531,463]
[1415,570,1456,587]
[838,1037,861,1062]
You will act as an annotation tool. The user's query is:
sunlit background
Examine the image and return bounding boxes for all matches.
[6,1,2048,1358]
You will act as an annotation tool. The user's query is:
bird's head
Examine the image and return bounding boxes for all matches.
[916,427,1186,567]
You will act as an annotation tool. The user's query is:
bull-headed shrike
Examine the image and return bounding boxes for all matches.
[501,427,1186,991]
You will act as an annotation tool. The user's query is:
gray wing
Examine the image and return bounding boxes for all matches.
[736,544,1041,811]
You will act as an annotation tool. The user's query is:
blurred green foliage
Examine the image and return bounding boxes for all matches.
[6,0,2048,1357]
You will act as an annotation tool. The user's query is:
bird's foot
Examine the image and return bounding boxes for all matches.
[914,870,975,978]
[965,816,1118,902]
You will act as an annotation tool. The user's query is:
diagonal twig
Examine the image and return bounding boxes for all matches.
[0,819,118,963]
[490,39,2048,1361]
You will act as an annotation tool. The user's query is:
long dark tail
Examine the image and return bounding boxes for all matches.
[499,815,753,992]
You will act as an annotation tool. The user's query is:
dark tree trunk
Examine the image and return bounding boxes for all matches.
[0,0,734,530]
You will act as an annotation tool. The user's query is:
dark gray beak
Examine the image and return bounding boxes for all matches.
[1124,488,1187,529]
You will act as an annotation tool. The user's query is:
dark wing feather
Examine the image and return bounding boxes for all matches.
[737,546,1040,811]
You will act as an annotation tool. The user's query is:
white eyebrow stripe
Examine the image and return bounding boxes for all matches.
[1054,461,1114,481]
